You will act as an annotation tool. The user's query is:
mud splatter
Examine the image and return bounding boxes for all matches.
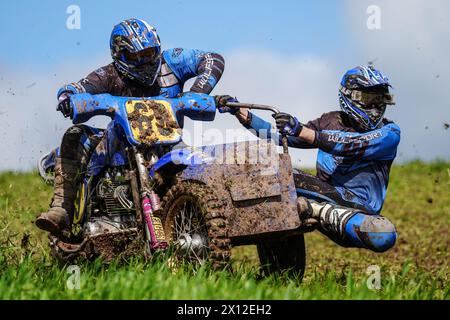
[83,230,144,262]
[21,232,30,249]
[128,100,179,144]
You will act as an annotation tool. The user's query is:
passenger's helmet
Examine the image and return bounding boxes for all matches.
[110,18,162,86]
[339,65,395,131]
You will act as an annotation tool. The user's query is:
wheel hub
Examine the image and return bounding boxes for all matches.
[177,233,208,256]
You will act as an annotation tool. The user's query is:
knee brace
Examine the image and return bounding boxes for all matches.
[60,125,93,162]
[344,213,397,253]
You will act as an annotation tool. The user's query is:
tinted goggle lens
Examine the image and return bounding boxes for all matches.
[124,47,161,66]
[352,91,395,108]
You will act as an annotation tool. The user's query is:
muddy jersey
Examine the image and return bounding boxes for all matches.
[57,48,225,112]
[245,111,401,214]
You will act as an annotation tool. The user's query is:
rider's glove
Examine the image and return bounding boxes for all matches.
[273,112,303,137]
[56,92,73,118]
[215,95,239,114]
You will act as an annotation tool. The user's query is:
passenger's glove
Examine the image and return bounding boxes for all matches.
[56,92,73,118]
[215,95,239,114]
[273,112,303,137]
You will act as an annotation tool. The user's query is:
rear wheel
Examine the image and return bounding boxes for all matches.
[257,234,306,279]
[161,181,231,269]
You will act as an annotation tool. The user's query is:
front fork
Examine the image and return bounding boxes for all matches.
[133,149,168,251]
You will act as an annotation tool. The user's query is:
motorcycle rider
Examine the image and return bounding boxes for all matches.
[36,18,225,236]
[217,65,400,253]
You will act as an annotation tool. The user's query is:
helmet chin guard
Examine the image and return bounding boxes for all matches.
[115,57,162,86]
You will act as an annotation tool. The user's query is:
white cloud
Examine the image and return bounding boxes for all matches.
[343,0,450,162]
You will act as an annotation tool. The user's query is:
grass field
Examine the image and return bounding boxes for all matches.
[0,161,449,300]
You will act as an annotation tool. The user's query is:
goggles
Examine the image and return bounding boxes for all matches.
[123,46,161,67]
[340,86,395,109]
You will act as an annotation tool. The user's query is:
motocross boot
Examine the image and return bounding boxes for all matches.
[296,197,357,242]
[36,157,80,236]
[296,197,397,252]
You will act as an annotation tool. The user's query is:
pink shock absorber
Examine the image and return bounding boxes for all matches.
[142,196,168,250]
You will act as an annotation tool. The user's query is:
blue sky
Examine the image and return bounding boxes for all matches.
[2,0,352,69]
[1,0,449,170]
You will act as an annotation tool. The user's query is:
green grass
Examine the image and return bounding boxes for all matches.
[0,161,449,300]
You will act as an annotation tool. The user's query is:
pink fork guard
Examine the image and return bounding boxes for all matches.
[142,196,168,250]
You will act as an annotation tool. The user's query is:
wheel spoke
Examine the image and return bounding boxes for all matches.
[189,244,204,265]
[174,213,183,237]
[170,197,210,264]
[180,202,187,234]
[189,224,207,237]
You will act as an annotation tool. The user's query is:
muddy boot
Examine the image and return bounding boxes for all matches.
[297,197,397,251]
[296,197,319,230]
[36,157,80,236]
[297,197,358,242]
[298,198,357,233]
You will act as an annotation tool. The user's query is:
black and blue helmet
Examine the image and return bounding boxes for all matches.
[110,18,162,86]
[339,65,395,131]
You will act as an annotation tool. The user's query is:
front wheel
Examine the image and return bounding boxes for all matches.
[161,180,231,269]
[257,234,306,280]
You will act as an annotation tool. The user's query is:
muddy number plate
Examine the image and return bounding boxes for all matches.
[126,99,181,145]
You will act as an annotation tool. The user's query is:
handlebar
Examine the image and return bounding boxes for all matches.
[225,102,281,115]
[225,102,289,154]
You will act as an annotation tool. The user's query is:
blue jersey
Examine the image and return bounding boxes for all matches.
[245,111,401,214]
[158,48,224,98]
[57,48,225,119]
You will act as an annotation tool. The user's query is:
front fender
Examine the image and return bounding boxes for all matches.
[149,146,216,179]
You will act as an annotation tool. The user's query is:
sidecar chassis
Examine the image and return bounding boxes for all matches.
[176,140,303,246]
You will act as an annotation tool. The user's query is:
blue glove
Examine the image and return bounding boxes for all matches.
[273,112,303,137]
[215,95,239,114]
[56,92,73,118]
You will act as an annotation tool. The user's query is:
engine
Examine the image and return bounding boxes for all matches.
[85,169,138,237]
[98,177,134,215]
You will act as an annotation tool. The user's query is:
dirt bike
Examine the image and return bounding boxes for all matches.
[38,93,319,277]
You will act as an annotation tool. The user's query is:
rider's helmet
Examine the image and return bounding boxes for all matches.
[339,65,395,132]
[110,18,162,86]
